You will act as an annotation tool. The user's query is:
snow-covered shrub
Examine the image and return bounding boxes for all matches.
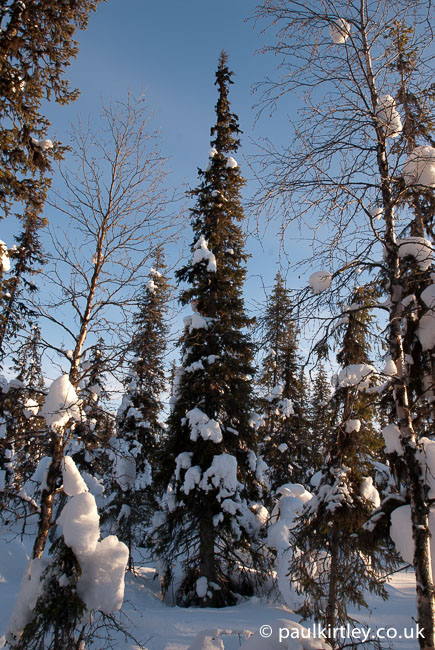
[266,484,312,609]
[6,457,128,648]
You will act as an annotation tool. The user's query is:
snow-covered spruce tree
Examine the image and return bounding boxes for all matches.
[0,0,101,361]
[106,252,170,567]
[308,363,334,480]
[290,287,397,645]
[71,341,114,480]
[0,325,45,526]
[2,325,45,486]
[152,51,267,607]
[257,271,309,492]
[253,1,434,643]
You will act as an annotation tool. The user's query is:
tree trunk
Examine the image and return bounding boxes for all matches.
[199,514,219,606]
[32,434,63,558]
[325,528,339,647]
[359,6,435,640]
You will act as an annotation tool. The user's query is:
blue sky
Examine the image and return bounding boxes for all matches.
[41,0,301,302]
[4,1,314,376]
[51,0,280,169]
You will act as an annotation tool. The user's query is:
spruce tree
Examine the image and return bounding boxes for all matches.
[152,51,266,607]
[257,271,308,492]
[290,287,397,645]
[0,0,101,361]
[309,363,334,478]
[71,341,114,481]
[0,325,45,502]
[106,253,170,567]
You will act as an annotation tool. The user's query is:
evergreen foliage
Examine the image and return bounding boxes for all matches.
[106,253,170,566]
[308,364,334,479]
[0,325,45,499]
[71,342,114,480]
[152,52,267,607]
[290,287,398,644]
[257,271,309,492]
[0,0,102,360]
[8,539,87,650]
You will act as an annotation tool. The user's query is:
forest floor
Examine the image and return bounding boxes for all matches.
[0,532,418,649]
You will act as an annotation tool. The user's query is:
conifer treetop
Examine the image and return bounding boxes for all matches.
[210,49,241,153]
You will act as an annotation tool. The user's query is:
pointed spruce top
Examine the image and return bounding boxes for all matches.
[210,50,242,153]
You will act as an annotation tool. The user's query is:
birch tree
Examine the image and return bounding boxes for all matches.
[31,94,175,560]
[253,1,435,645]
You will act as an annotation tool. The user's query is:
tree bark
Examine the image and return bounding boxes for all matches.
[32,434,63,559]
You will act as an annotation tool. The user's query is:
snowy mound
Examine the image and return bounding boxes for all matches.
[189,629,225,650]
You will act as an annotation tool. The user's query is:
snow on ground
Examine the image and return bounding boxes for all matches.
[0,531,419,649]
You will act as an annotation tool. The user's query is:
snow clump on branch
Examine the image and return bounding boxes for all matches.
[226,156,238,169]
[185,407,223,443]
[402,145,435,188]
[369,205,383,221]
[375,95,402,138]
[39,374,82,429]
[329,18,350,44]
[0,240,10,272]
[337,363,377,389]
[309,270,332,294]
[31,137,53,151]
[418,284,435,351]
[397,237,433,271]
[193,235,217,272]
